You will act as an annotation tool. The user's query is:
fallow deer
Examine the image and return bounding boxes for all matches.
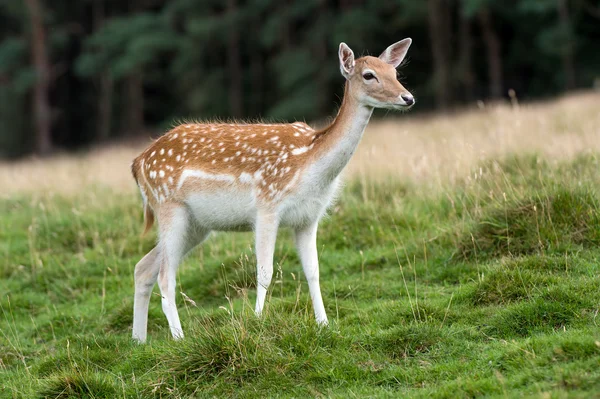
[130,39,414,342]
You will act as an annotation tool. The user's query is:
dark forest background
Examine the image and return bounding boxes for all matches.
[1,0,599,158]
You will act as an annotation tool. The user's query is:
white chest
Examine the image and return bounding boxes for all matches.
[278,174,341,228]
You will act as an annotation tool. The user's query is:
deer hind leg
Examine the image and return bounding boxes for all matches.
[132,246,160,343]
[132,224,209,343]
[295,221,328,325]
[254,211,279,317]
[155,202,200,340]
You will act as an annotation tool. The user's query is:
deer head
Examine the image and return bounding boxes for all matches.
[339,39,414,110]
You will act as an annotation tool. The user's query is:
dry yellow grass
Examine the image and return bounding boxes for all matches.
[348,91,600,184]
[1,91,598,197]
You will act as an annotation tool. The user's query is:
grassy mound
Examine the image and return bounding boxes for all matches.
[457,188,600,261]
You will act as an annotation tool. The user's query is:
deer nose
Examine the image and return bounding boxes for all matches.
[401,93,414,106]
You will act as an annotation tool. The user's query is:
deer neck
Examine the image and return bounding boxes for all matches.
[310,81,373,184]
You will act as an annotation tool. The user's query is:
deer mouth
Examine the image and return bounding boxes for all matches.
[392,102,414,111]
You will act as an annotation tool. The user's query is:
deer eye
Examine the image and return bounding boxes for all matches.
[363,72,375,80]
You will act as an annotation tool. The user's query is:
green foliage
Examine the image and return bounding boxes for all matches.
[3,0,600,157]
[76,13,179,80]
[0,38,28,75]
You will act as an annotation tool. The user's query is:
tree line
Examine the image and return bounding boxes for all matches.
[1,0,599,158]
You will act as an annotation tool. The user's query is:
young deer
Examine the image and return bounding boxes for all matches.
[130,39,414,342]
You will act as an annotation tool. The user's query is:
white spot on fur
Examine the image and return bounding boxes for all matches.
[292,146,310,155]
[239,172,252,183]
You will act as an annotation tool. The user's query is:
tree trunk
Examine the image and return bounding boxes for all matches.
[24,0,52,154]
[478,7,503,99]
[227,0,243,117]
[282,0,292,52]
[125,73,144,135]
[247,4,262,115]
[458,5,475,102]
[427,0,452,110]
[317,0,329,115]
[98,74,114,140]
[250,42,263,116]
[93,0,113,141]
[557,0,576,90]
[123,0,144,135]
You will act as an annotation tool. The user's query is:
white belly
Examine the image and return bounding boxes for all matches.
[183,177,340,232]
[185,189,257,231]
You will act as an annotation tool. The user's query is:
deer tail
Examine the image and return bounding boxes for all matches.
[132,156,155,237]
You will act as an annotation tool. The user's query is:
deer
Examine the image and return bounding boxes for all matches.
[130,39,414,342]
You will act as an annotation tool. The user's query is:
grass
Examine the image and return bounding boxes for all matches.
[1,92,600,397]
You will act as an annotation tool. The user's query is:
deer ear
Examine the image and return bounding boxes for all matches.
[338,42,355,79]
[379,38,412,68]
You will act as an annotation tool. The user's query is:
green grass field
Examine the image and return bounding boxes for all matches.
[2,96,600,398]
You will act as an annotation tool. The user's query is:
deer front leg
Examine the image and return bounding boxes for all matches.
[132,246,160,343]
[295,221,328,325]
[254,211,279,317]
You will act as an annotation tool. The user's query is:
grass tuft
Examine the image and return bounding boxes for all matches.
[37,372,117,399]
[372,323,447,359]
[486,298,582,338]
[457,188,600,261]
[466,267,545,306]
